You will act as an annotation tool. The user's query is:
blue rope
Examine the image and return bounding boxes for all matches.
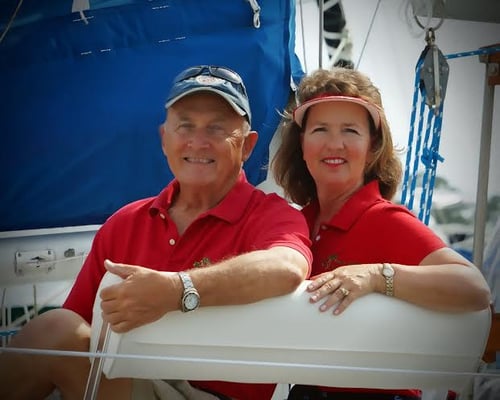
[424,103,445,224]
[418,103,445,224]
[401,45,499,223]
[409,86,428,212]
[0,329,19,337]
[417,105,434,221]
[401,57,424,207]
[444,46,500,60]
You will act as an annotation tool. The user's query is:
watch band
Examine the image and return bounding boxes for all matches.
[178,271,195,291]
[178,271,200,312]
[382,263,394,297]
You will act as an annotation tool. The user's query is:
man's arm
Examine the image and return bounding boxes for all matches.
[100,246,309,333]
[190,245,309,305]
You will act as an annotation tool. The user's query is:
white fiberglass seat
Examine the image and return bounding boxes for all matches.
[90,272,491,394]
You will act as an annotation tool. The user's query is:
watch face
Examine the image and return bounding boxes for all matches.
[383,264,394,277]
[184,292,200,311]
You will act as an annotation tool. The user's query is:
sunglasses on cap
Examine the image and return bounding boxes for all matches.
[173,65,248,97]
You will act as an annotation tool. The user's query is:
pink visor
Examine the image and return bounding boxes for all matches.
[293,95,381,130]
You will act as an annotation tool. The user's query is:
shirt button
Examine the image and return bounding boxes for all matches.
[169,238,176,245]
[159,213,166,219]
[321,225,327,230]
[315,234,321,241]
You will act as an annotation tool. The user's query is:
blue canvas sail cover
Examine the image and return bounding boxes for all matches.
[0,0,303,231]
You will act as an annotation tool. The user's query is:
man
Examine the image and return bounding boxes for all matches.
[0,65,312,400]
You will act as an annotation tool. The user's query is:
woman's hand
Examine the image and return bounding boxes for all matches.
[307,264,382,314]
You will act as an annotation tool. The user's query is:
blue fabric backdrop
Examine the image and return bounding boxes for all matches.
[0,0,303,231]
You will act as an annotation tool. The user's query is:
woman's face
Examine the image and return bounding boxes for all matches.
[301,101,373,196]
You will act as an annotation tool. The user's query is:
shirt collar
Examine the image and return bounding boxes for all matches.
[303,180,384,231]
[149,171,253,223]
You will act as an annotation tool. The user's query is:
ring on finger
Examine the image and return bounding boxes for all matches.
[339,287,350,297]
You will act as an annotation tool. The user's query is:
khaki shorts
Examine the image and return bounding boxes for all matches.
[132,379,222,400]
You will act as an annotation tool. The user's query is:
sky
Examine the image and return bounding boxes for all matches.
[294,0,500,203]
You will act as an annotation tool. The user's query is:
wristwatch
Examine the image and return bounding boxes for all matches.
[178,271,200,312]
[381,263,395,297]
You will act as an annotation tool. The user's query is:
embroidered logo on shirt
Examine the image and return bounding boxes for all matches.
[322,254,343,271]
[193,257,211,268]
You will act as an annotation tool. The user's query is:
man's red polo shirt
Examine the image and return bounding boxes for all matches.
[64,172,312,400]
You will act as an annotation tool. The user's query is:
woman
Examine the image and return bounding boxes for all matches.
[272,67,491,400]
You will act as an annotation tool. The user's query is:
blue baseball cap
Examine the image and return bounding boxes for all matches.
[165,65,252,124]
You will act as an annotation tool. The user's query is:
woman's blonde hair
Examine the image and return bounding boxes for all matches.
[272,68,402,206]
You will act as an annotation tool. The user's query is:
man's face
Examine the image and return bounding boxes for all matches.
[161,92,257,191]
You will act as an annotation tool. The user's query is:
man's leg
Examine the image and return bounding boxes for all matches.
[0,308,133,400]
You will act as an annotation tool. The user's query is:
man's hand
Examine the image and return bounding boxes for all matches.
[99,260,181,333]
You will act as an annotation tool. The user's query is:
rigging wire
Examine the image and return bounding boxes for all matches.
[0,0,24,44]
[318,0,324,68]
[298,0,308,74]
[2,346,500,380]
[355,0,381,69]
